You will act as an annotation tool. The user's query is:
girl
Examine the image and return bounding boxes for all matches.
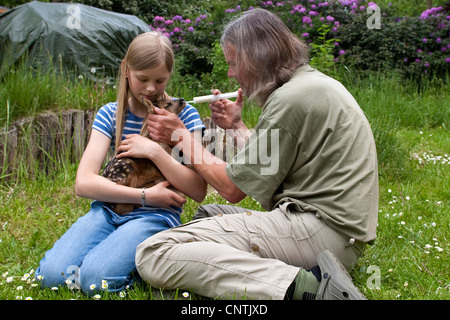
[36,32,207,295]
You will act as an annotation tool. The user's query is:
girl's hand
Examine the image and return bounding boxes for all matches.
[117,134,160,159]
[146,181,186,208]
[209,88,244,130]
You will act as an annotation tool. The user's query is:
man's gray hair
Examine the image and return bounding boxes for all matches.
[221,8,310,105]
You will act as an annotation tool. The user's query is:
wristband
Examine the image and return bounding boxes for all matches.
[141,187,146,207]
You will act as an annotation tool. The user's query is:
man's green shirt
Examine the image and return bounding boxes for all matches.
[226,65,378,243]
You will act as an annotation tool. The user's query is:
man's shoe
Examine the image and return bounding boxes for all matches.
[316,250,366,300]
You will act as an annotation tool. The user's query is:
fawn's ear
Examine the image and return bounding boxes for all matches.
[141,97,155,114]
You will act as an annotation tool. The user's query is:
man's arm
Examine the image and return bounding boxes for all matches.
[147,108,247,203]
[178,129,247,203]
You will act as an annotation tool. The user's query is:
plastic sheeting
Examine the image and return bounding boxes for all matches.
[0,1,151,80]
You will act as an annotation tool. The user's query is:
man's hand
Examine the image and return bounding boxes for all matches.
[209,88,245,130]
[146,107,186,146]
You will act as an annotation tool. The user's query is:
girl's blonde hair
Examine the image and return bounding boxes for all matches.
[114,32,174,153]
[221,9,309,106]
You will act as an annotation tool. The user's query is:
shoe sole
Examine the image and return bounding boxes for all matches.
[316,250,366,300]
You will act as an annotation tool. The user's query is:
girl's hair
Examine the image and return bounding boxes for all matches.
[114,32,174,152]
[221,9,309,105]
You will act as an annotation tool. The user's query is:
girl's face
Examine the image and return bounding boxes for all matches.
[126,63,171,103]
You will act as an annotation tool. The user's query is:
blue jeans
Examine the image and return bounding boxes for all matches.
[36,201,180,296]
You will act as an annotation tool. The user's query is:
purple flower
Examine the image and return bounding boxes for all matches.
[301,32,309,37]
[326,15,335,22]
[154,16,165,22]
[436,38,442,43]
[302,16,312,24]
[172,15,183,21]
[446,57,450,63]
[339,50,345,55]
[309,10,319,16]
[165,20,173,25]
[188,26,194,32]
[422,38,428,43]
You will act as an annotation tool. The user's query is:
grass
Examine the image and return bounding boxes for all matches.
[0,65,448,300]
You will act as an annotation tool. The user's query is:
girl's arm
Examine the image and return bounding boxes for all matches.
[116,133,207,203]
[75,130,187,208]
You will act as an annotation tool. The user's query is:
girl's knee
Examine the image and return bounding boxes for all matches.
[35,257,73,288]
[78,260,135,295]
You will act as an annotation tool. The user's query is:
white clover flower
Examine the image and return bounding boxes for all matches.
[51,287,58,291]
[101,279,108,290]
[93,294,101,300]
[16,286,23,290]
[119,291,126,298]
[25,297,33,300]
[6,277,13,283]
[182,292,190,298]
[90,284,96,290]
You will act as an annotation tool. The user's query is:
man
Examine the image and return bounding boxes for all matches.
[136,9,378,300]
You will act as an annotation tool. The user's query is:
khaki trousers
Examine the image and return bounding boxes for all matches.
[135,203,364,300]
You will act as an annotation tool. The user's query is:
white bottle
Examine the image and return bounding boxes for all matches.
[187,91,239,104]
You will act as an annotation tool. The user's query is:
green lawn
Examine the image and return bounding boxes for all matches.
[0,70,448,300]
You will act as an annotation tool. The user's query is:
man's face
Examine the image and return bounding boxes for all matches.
[223,44,252,95]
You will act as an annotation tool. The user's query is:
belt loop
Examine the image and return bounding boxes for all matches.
[345,238,355,247]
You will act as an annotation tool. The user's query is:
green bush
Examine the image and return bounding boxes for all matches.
[336,6,450,82]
